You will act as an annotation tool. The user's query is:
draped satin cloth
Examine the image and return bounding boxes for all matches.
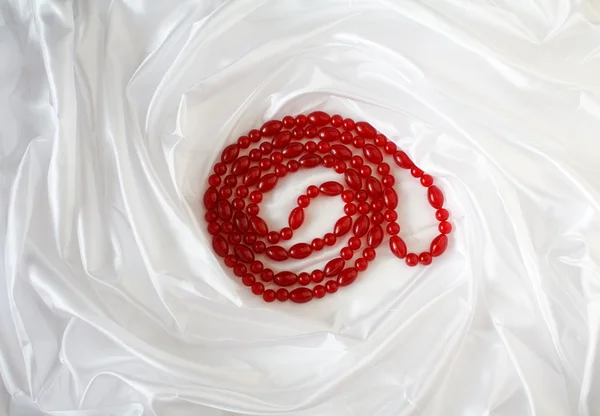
[2,1,600,415]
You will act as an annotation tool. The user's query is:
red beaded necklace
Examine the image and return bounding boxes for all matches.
[203,111,451,304]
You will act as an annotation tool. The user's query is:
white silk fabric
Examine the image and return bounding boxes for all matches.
[2,0,600,415]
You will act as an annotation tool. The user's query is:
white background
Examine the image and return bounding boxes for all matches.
[2,0,600,415]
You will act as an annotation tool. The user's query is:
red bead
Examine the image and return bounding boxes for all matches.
[221,144,240,163]
[228,233,241,245]
[324,258,345,276]
[344,203,357,215]
[427,185,444,209]
[341,190,354,203]
[366,177,383,198]
[305,125,318,138]
[436,208,449,221]
[243,233,256,244]
[318,127,340,142]
[257,174,278,192]
[249,216,268,236]
[259,158,271,171]
[307,111,330,126]
[234,244,254,263]
[261,269,274,282]
[393,151,413,169]
[371,212,384,225]
[343,118,355,130]
[363,144,383,164]
[214,163,227,175]
[311,270,324,282]
[272,131,292,149]
[274,164,287,177]
[330,144,353,160]
[325,280,339,294]
[299,154,321,167]
[344,169,362,191]
[356,190,368,202]
[207,223,220,235]
[331,114,343,127]
[334,161,347,173]
[382,175,395,188]
[270,152,284,164]
[337,267,358,286]
[289,207,305,230]
[205,210,218,223]
[313,285,326,298]
[219,187,232,199]
[377,163,390,175]
[233,264,246,277]
[419,252,432,265]
[430,234,448,257]
[355,121,377,139]
[224,255,237,268]
[312,238,324,250]
[267,232,280,244]
[367,225,384,248]
[341,131,353,144]
[324,233,336,246]
[236,186,248,198]
[389,235,407,259]
[263,289,276,302]
[358,202,370,215]
[405,253,419,267]
[287,160,299,172]
[253,241,266,254]
[220,222,233,234]
[411,166,424,178]
[353,137,365,148]
[384,209,397,222]
[289,242,312,259]
[386,222,400,235]
[225,175,238,187]
[323,155,336,167]
[351,155,364,168]
[348,237,361,250]
[355,258,368,271]
[250,260,264,273]
[318,141,331,153]
[320,181,344,196]
[231,156,250,175]
[371,199,385,212]
[237,136,250,149]
[251,282,265,295]
[249,190,263,204]
[383,188,398,209]
[290,288,313,303]
[307,185,320,198]
[242,273,255,286]
[353,215,370,238]
[274,271,297,286]
[420,174,434,187]
[208,174,221,187]
[259,142,272,155]
[292,127,304,139]
[203,187,218,210]
[282,116,295,128]
[266,245,288,261]
[298,195,310,207]
[217,200,232,220]
[340,247,354,260]
[384,142,397,154]
[276,288,289,302]
[334,216,353,237]
[363,248,376,261]
[439,221,452,234]
[260,120,283,136]
[298,272,311,285]
[248,130,261,142]
[359,165,371,178]
[374,134,387,147]
[295,114,307,127]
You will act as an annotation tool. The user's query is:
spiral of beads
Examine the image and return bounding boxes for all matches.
[203,111,451,303]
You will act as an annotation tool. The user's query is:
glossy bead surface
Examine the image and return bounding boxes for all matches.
[280,227,293,240]
[313,285,326,299]
[331,144,353,160]
[257,173,278,192]
[430,234,449,257]
[334,216,353,237]
[325,281,339,294]
[289,243,312,259]
[263,289,276,302]
[439,221,452,234]
[299,154,322,168]
[344,169,362,191]
[319,181,344,196]
[231,156,250,175]
[389,235,407,259]
[249,216,268,236]
[297,195,310,208]
[266,246,289,261]
[289,207,305,230]
[353,215,370,238]
[212,234,229,257]
[363,144,383,164]
[405,253,419,267]
[324,258,345,277]
[221,144,239,163]
[427,185,444,209]
[393,151,413,169]
[274,271,297,286]
[298,272,311,286]
[436,208,449,221]
[355,121,377,138]
[307,111,330,126]
[367,225,384,248]
[272,131,292,149]
[420,174,434,187]
[234,244,254,263]
[276,288,289,302]
[337,268,358,286]
[318,127,340,142]
[260,120,283,136]
[386,222,400,235]
[419,252,432,265]
[290,288,313,303]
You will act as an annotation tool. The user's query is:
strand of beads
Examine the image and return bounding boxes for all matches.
[203,111,451,303]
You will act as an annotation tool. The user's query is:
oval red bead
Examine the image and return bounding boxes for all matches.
[249,216,268,236]
[389,235,407,259]
[383,188,398,209]
[324,258,345,276]
[353,215,370,238]
[217,199,232,220]
[363,144,383,164]
[367,225,384,248]
[330,144,352,160]
[231,156,250,175]
[299,154,322,168]
[290,287,313,303]
[430,234,448,257]
[288,207,304,230]
[221,144,239,164]
[307,111,330,126]
[233,211,249,232]
[366,177,383,198]
[355,121,377,139]
[257,173,278,192]
[344,169,362,191]
[234,244,254,263]
[243,167,261,186]
[203,187,218,210]
[318,127,340,142]
[393,151,413,169]
[260,120,283,136]
[289,243,313,259]
[274,271,298,286]
[266,245,289,261]
[282,142,304,158]
[337,267,358,286]
[427,185,444,209]
[212,234,229,257]
[334,216,353,237]
[272,131,292,149]
[320,181,344,196]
